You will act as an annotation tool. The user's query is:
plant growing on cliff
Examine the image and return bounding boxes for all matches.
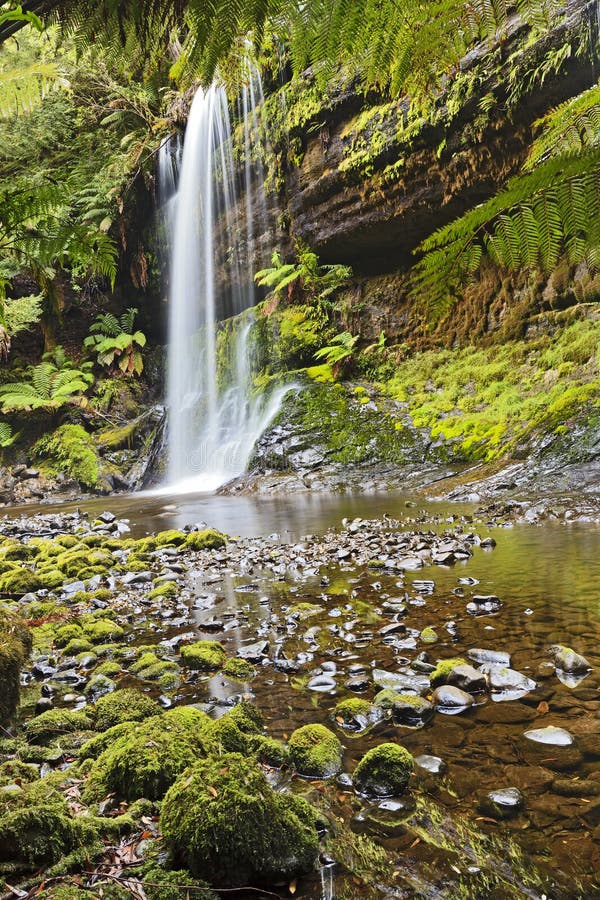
[0,346,93,412]
[256,248,352,313]
[412,79,600,319]
[314,331,359,376]
[84,307,146,375]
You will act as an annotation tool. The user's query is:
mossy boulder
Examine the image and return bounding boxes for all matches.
[33,423,100,488]
[130,651,178,684]
[185,529,227,551]
[0,567,43,595]
[82,619,125,643]
[334,698,376,729]
[289,724,343,777]
[155,530,187,547]
[222,657,256,680]
[430,657,468,687]
[180,640,226,672]
[353,743,414,797]
[148,581,178,600]
[139,865,217,900]
[0,777,97,868]
[83,707,213,802]
[0,760,39,786]
[94,688,160,731]
[26,709,93,745]
[55,623,84,647]
[248,735,290,768]
[0,610,31,721]
[161,753,319,886]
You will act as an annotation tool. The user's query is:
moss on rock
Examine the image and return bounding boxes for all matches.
[83,707,213,802]
[26,709,93,745]
[82,619,125,643]
[185,529,227,551]
[140,864,217,900]
[0,568,43,595]
[94,688,160,731]
[148,581,178,600]
[33,424,100,488]
[289,723,343,777]
[180,640,226,672]
[353,743,414,797]
[222,657,256,680]
[161,753,319,886]
[430,657,468,687]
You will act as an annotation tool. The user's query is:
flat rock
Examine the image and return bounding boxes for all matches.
[549,645,591,675]
[447,663,487,693]
[468,648,511,666]
[481,664,536,700]
[432,685,475,711]
[524,726,574,746]
[479,787,524,819]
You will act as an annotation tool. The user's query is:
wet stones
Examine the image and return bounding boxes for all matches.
[468,648,510,667]
[466,595,503,616]
[432,685,475,712]
[446,664,487,694]
[480,665,536,701]
[390,694,434,728]
[524,725,574,746]
[479,787,524,820]
[288,724,343,778]
[353,743,414,798]
[414,754,446,775]
[549,645,591,675]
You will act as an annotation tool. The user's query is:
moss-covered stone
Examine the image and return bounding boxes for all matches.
[83,707,213,802]
[55,624,84,647]
[0,759,39,787]
[82,619,125,643]
[334,697,375,729]
[420,626,439,643]
[139,864,218,900]
[94,687,160,731]
[78,722,131,760]
[130,651,178,683]
[161,753,319,886]
[33,424,100,488]
[180,640,226,672]
[430,657,468,687]
[248,735,290,768]
[185,529,227,551]
[155,530,187,547]
[222,657,256,680]
[0,567,43,595]
[353,743,414,797]
[26,709,93,745]
[288,723,343,777]
[148,581,178,600]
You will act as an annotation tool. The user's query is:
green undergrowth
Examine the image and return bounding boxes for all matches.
[33,425,100,488]
[384,309,600,461]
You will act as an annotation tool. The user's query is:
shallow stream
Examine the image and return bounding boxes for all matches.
[5,488,600,898]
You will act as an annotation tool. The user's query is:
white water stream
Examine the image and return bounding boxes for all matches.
[163,74,288,493]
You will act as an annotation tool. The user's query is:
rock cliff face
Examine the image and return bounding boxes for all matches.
[282,1,596,274]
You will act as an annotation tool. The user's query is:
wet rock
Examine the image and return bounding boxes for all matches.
[353,796,416,836]
[289,724,343,778]
[373,668,429,693]
[524,726,574,746]
[479,787,524,819]
[447,664,487,693]
[481,664,536,700]
[552,778,600,798]
[390,694,434,728]
[307,675,337,692]
[468,648,511,667]
[432,685,475,711]
[549,645,591,675]
[237,640,269,662]
[98,511,116,524]
[353,743,414,797]
[345,675,370,692]
[414,754,446,775]
[466,596,503,616]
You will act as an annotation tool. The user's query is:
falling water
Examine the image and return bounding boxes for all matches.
[164,74,288,493]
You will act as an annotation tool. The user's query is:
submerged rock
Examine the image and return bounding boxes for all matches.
[353,743,414,797]
[524,726,574,746]
[549,645,591,675]
[481,664,536,700]
[479,787,525,820]
[432,685,475,711]
[390,694,434,728]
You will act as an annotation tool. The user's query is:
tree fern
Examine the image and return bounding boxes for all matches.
[412,148,600,318]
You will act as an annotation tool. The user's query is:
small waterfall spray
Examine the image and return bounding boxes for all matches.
[163,73,287,493]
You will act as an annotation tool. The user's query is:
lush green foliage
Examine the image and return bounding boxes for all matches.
[84,307,146,375]
[0,346,93,412]
[256,248,352,311]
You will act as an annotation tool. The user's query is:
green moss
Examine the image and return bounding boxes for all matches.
[0,806,96,868]
[0,760,39,786]
[185,529,227,551]
[55,623,83,647]
[353,743,414,797]
[93,687,160,731]
[83,707,213,802]
[0,611,31,721]
[82,619,125,643]
[161,753,319,886]
[430,657,467,687]
[62,637,93,655]
[155,530,187,547]
[334,698,373,727]
[420,626,439,644]
[148,581,178,600]
[373,688,402,709]
[33,424,100,488]
[180,640,226,672]
[288,601,324,619]
[139,864,218,900]
[130,651,178,683]
[0,567,43,595]
[78,722,131,760]
[26,709,93,745]
[248,735,290,768]
[93,660,121,677]
[222,657,256,680]
[288,723,343,777]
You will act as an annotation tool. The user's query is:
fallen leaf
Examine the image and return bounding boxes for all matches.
[289,879,297,894]
[209,786,218,798]
[409,837,421,848]
[537,701,550,714]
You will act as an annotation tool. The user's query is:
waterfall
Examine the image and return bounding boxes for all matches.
[163,74,288,493]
